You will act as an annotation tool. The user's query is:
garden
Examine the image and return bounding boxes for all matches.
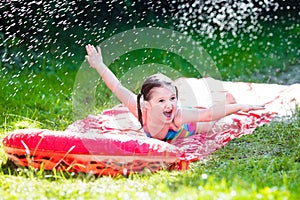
[0,1,299,199]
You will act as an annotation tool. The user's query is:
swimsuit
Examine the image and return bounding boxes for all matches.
[144,122,196,141]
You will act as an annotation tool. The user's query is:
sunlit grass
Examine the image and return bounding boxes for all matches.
[0,69,76,133]
[1,67,299,199]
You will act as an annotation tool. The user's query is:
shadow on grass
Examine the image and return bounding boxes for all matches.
[0,158,100,181]
[0,159,21,176]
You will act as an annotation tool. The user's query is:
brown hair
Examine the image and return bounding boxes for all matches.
[137,73,178,128]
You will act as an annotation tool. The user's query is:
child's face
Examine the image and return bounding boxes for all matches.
[146,86,177,123]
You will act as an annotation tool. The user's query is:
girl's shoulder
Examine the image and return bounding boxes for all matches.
[175,106,207,125]
[174,106,192,127]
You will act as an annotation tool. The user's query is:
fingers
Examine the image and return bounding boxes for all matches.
[253,106,265,110]
[253,105,265,109]
[248,105,265,111]
[97,46,102,57]
[86,44,101,53]
[85,44,94,55]
[85,44,103,68]
[240,104,265,113]
[85,45,90,54]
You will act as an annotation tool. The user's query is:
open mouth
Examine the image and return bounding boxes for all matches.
[163,110,173,118]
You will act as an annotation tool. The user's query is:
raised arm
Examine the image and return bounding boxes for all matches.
[85,45,138,117]
[177,104,265,125]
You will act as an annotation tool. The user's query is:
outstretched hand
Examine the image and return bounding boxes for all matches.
[85,44,105,70]
[240,104,265,112]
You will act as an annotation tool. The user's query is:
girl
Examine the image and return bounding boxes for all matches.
[85,44,264,141]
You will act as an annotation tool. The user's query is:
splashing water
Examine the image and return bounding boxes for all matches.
[173,0,279,37]
[0,0,299,108]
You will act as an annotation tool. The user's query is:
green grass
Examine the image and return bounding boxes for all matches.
[0,19,300,199]
[0,69,75,132]
[0,111,299,199]
[1,69,299,200]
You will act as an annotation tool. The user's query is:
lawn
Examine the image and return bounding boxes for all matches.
[0,17,300,200]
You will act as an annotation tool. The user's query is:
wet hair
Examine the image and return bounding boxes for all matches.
[137,73,178,128]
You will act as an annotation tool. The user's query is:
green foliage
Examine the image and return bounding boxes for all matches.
[0,4,299,198]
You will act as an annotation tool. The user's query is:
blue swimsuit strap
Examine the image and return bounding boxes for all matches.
[144,122,196,141]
